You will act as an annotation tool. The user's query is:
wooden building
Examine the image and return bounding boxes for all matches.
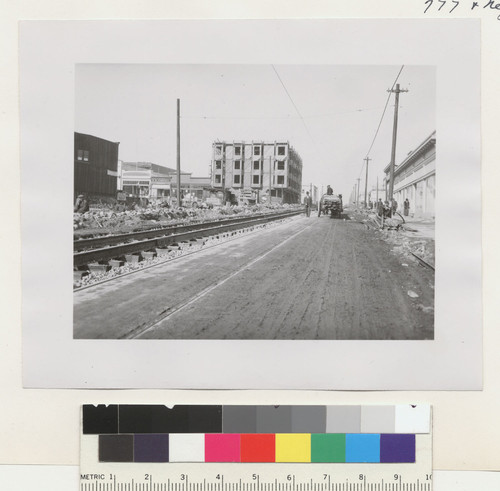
[74,132,120,198]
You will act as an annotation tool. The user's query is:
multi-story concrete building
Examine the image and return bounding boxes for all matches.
[210,141,303,204]
[384,131,436,218]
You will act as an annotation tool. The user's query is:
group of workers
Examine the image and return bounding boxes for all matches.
[375,197,411,218]
[303,184,411,219]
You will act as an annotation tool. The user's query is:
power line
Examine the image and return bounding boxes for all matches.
[271,65,314,142]
[365,65,405,159]
[180,107,382,120]
[356,65,405,182]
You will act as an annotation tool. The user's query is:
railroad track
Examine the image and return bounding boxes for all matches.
[74,209,302,268]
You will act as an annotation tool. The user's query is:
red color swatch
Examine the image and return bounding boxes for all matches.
[241,434,276,462]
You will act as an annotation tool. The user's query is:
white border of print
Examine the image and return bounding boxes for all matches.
[21,19,481,389]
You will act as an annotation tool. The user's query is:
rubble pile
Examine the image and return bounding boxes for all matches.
[380,229,435,266]
[74,202,297,237]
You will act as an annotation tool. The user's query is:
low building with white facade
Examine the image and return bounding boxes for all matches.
[384,131,436,218]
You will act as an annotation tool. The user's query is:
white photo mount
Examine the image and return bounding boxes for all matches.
[21,19,481,389]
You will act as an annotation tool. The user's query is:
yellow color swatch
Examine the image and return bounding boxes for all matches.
[275,434,311,462]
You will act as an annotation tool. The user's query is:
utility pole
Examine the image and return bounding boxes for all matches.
[387,83,408,201]
[364,156,371,208]
[376,175,379,203]
[356,178,361,207]
[176,98,181,206]
[269,156,273,205]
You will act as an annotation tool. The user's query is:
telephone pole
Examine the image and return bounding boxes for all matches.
[364,156,371,208]
[356,178,361,207]
[387,83,408,201]
[176,98,181,206]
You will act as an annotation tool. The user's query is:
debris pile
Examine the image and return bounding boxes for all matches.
[74,203,297,237]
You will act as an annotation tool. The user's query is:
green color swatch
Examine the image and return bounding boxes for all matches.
[311,433,346,462]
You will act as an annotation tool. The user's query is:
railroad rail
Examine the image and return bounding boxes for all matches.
[74,209,302,268]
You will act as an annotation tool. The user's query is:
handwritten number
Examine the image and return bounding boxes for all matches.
[424,0,433,13]
[438,0,446,11]
[450,0,459,12]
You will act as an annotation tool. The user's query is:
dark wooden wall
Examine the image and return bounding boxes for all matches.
[74,133,119,197]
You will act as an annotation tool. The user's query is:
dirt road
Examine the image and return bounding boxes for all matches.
[74,214,434,340]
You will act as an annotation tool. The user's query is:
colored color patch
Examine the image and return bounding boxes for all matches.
[83,405,118,434]
[99,434,133,462]
[169,433,205,462]
[241,434,275,462]
[380,434,416,463]
[223,406,257,433]
[311,433,345,463]
[205,434,240,462]
[326,406,361,433]
[275,434,311,462]
[345,434,380,462]
[291,406,326,433]
[134,434,169,462]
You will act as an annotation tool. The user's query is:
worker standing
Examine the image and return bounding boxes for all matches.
[304,191,312,217]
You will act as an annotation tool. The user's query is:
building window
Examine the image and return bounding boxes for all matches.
[253,146,261,156]
[253,175,260,185]
[215,160,222,170]
[234,160,241,170]
[277,175,285,185]
[234,146,241,156]
[253,161,260,170]
[77,150,89,161]
[277,161,285,170]
[277,146,286,155]
[215,145,223,156]
[215,175,221,184]
[234,175,241,185]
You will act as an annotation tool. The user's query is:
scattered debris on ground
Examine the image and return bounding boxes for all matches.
[346,207,435,267]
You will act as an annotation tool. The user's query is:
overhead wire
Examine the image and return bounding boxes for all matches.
[357,65,405,183]
[271,64,315,142]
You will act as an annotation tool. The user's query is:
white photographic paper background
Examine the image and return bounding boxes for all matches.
[21,19,481,390]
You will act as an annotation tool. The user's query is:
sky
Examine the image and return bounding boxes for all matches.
[75,64,435,198]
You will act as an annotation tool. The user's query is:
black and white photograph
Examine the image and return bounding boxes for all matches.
[73,64,436,340]
[21,19,481,389]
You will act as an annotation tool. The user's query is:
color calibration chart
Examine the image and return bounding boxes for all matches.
[81,405,432,491]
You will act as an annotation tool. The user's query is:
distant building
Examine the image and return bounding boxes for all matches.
[384,131,436,218]
[119,161,211,201]
[210,141,303,204]
[74,132,120,198]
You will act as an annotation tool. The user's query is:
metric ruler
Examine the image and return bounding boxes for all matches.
[80,405,432,491]
[79,462,432,491]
